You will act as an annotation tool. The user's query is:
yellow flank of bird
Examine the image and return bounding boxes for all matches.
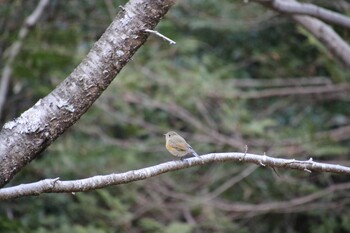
[164,131,200,158]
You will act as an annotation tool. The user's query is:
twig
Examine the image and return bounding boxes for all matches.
[0,0,50,118]
[239,145,248,161]
[259,152,267,166]
[1,152,350,200]
[144,29,176,45]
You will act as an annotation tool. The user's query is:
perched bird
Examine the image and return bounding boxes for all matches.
[164,131,200,159]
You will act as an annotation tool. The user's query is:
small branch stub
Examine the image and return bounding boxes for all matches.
[144,29,176,45]
[240,145,248,161]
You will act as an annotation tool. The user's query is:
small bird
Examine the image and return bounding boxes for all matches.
[164,131,200,159]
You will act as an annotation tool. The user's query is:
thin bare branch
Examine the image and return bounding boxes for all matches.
[233,77,331,88]
[1,152,349,200]
[208,83,350,99]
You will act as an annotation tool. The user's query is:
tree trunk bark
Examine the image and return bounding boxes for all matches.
[0,0,176,187]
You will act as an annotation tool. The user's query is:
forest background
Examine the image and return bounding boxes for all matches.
[1,0,350,232]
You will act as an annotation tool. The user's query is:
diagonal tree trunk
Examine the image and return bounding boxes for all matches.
[0,0,176,187]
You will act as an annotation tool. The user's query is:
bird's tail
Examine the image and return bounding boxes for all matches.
[189,147,200,157]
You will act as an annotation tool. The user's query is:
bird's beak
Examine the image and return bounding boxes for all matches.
[163,134,166,136]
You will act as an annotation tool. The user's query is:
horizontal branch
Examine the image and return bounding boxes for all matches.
[1,152,349,200]
[208,83,350,99]
[232,76,331,88]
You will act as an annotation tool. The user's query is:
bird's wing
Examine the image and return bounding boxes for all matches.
[169,140,188,152]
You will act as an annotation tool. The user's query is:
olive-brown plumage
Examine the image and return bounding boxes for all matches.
[164,131,199,158]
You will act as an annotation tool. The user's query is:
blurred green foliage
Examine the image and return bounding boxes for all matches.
[1,0,350,232]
